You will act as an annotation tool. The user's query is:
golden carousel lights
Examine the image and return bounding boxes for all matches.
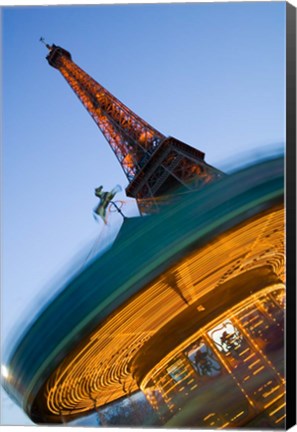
[2,150,284,426]
[141,285,285,428]
[28,198,284,423]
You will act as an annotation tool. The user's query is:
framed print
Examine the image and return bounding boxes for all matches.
[1,1,296,429]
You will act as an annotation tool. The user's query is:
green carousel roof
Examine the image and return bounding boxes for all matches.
[2,156,284,423]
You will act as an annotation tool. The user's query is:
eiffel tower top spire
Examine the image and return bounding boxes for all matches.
[43,43,223,213]
[39,37,52,51]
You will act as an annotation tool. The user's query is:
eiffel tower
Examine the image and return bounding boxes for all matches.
[42,41,223,214]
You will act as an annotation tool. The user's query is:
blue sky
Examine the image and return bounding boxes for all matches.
[1,1,286,426]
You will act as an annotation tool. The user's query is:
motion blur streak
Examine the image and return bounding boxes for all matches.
[2,156,284,425]
[43,205,283,417]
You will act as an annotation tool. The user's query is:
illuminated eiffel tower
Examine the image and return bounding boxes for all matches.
[42,41,223,213]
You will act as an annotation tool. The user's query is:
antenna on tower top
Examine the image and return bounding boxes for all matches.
[39,37,52,50]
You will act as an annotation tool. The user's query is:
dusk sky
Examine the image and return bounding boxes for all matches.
[1,1,286,426]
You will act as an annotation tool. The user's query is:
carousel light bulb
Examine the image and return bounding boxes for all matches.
[1,364,9,379]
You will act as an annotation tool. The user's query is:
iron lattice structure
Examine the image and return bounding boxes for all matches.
[44,43,223,213]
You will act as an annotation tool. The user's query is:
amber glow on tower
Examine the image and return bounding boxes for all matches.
[46,44,164,181]
[43,43,223,215]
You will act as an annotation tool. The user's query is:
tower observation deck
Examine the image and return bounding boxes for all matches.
[1,43,285,428]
